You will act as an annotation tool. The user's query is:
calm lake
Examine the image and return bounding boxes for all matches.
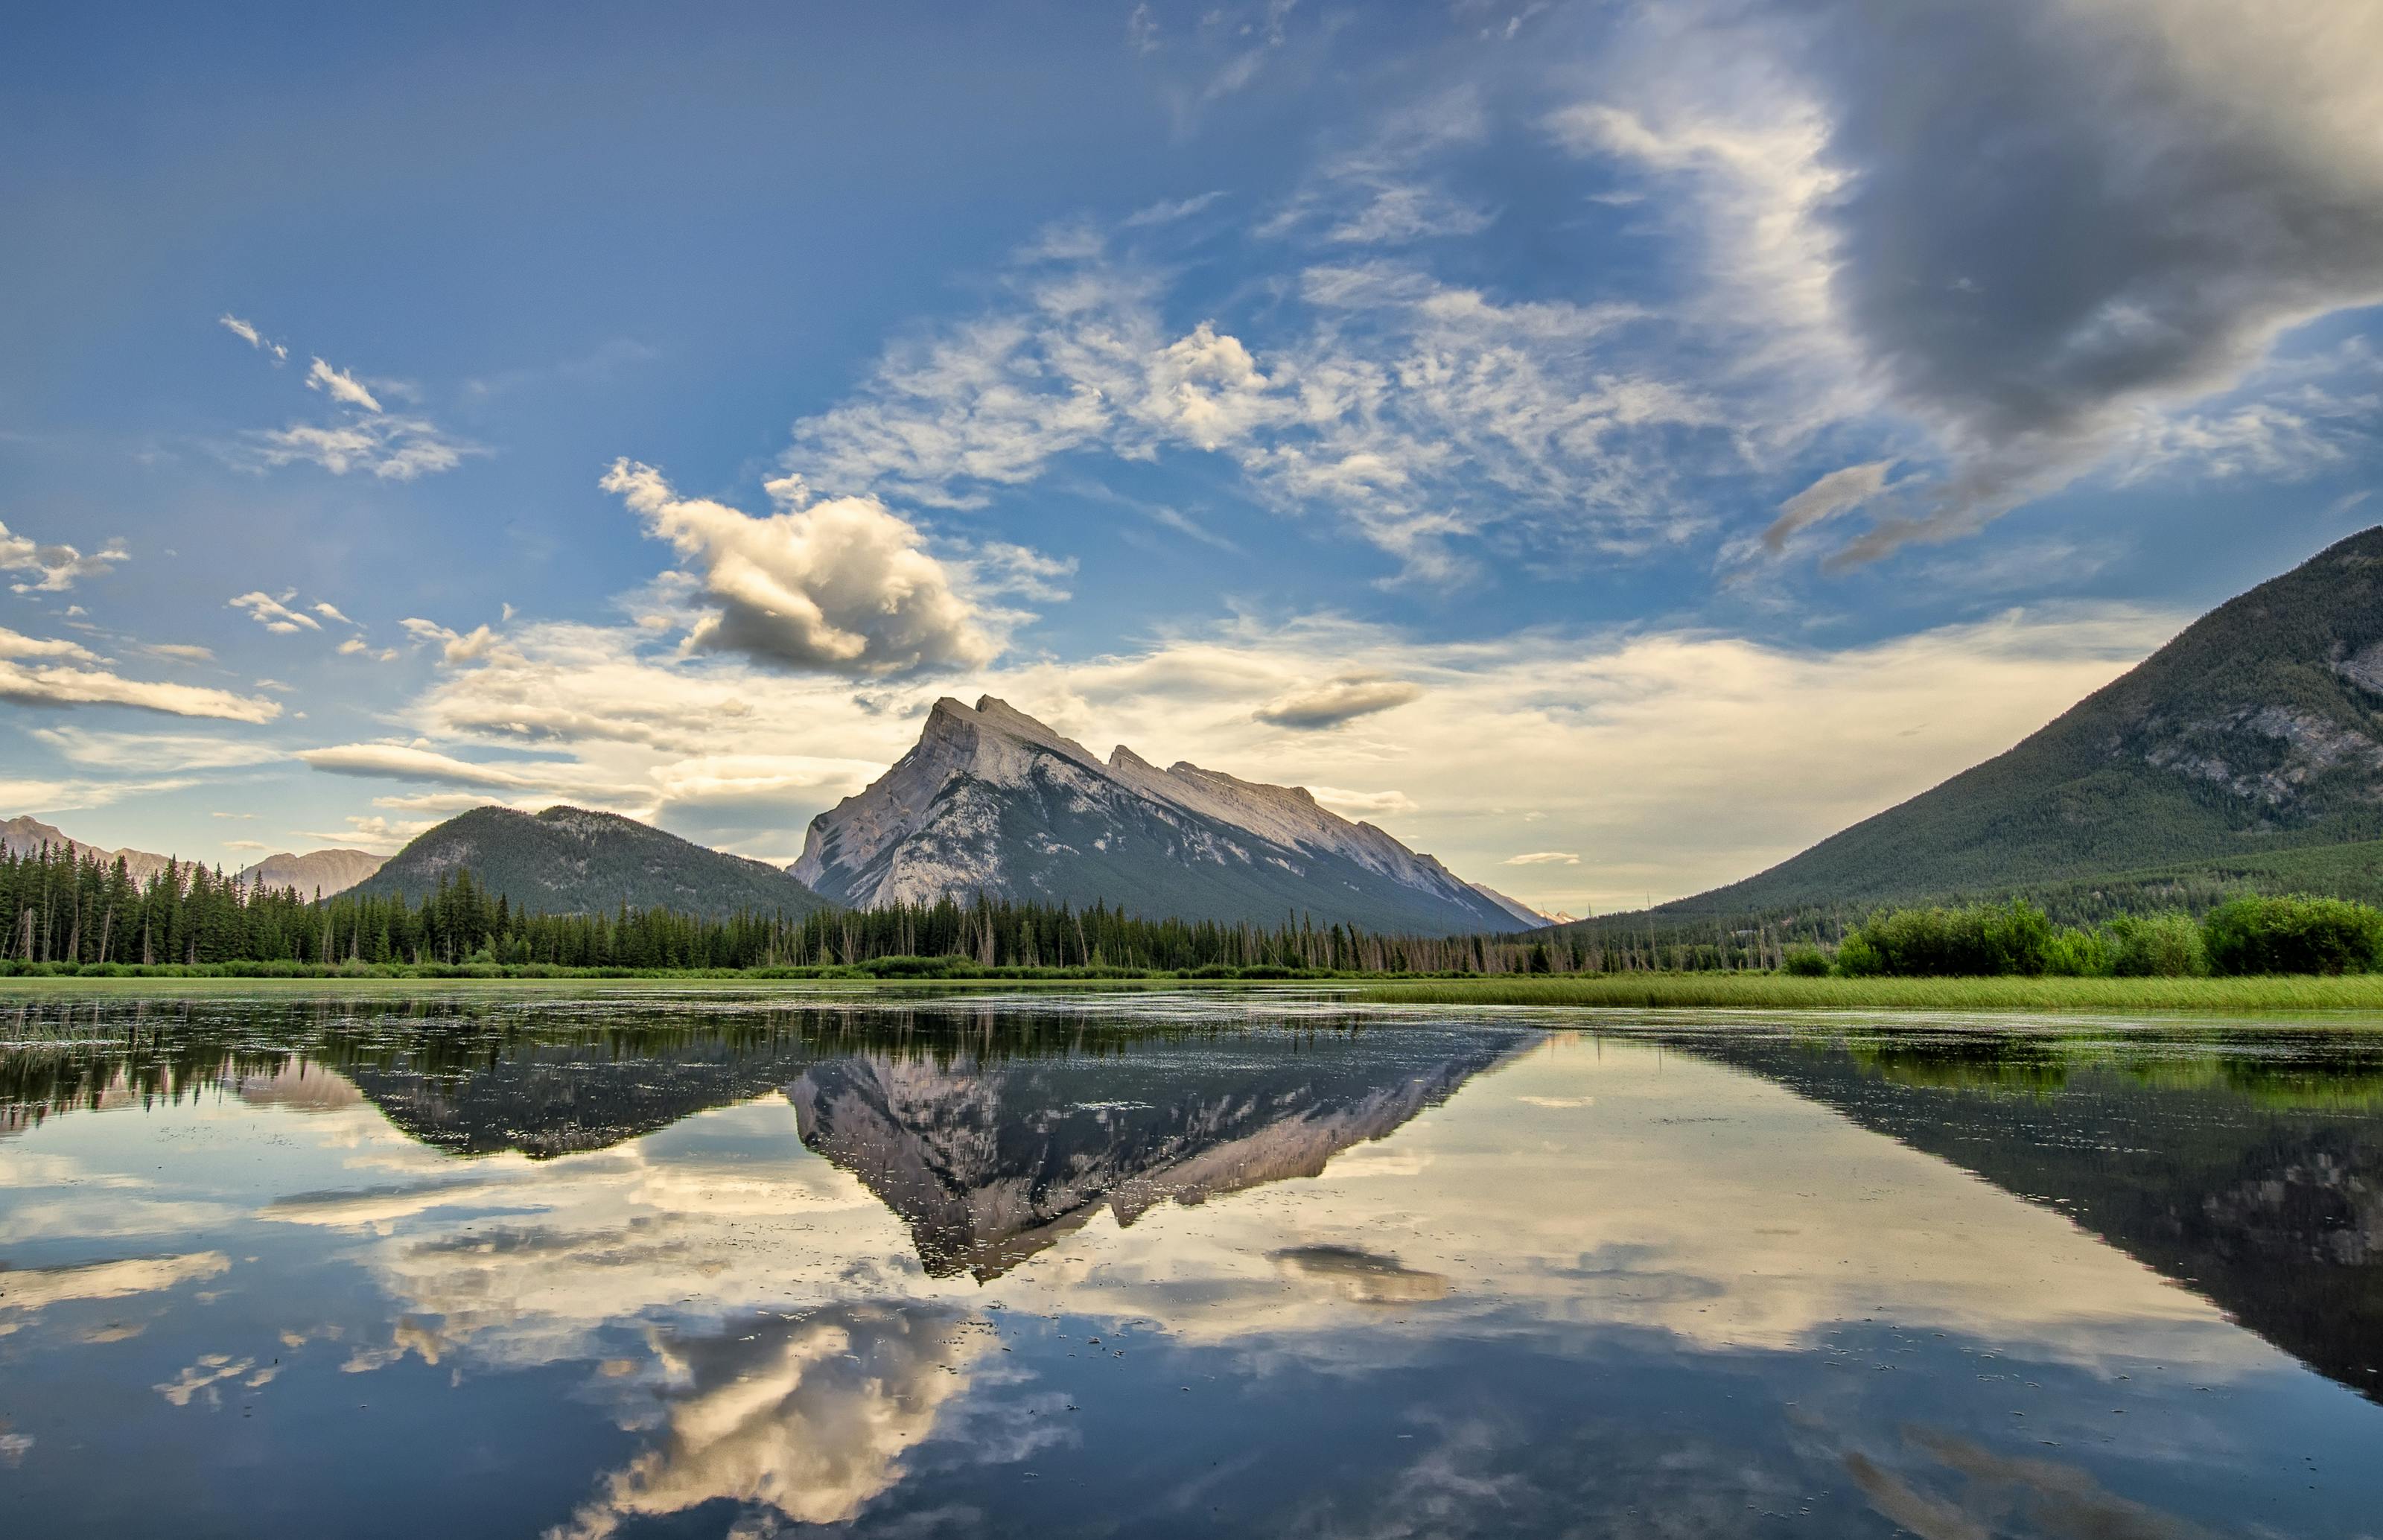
[4,991,2382,1537]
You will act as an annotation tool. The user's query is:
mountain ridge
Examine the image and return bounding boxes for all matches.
[1565,524,2383,932]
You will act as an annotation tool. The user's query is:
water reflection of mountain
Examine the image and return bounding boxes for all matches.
[789,1032,1524,1280]
[1695,1037,2383,1402]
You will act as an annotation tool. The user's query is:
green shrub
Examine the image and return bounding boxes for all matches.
[2105,912,2208,977]
[1833,934,1883,977]
[1781,945,1830,977]
[2041,928,2115,977]
[1849,900,2056,976]
[2204,894,2383,976]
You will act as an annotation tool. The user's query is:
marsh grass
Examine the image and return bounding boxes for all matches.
[1344,973,2383,1013]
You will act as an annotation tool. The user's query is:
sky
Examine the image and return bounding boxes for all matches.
[2,0,2379,917]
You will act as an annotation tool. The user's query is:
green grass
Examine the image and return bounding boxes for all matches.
[13,968,2383,1016]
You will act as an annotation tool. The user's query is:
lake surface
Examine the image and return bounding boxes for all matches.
[5,991,2383,1537]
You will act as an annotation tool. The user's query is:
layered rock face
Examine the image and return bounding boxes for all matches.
[792,696,1541,934]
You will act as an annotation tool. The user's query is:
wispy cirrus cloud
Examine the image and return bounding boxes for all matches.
[304,357,382,413]
[780,227,1699,583]
[217,313,287,361]
[217,315,477,480]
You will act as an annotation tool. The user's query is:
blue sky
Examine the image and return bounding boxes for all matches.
[4,0,2379,914]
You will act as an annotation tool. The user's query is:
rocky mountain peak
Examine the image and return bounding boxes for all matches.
[794,696,1542,932]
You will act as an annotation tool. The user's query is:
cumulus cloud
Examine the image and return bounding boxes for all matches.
[0,518,128,593]
[1254,675,1424,729]
[1562,0,2383,564]
[0,628,282,722]
[602,459,1000,677]
[305,357,383,413]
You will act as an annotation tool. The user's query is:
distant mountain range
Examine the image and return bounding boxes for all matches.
[349,805,830,920]
[1,816,180,886]
[0,815,381,897]
[1575,524,2383,932]
[793,695,1542,935]
[233,848,386,897]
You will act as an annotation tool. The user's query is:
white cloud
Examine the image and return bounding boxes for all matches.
[218,313,287,360]
[141,642,216,664]
[228,591,321,634]
[305,357,383,413]
[245,416,475,480]
[1501,850,1579,866]
[30,726,282,771]
[1310,785,1419,819]
[400,617,504,664]
[0,518,128,593]
[778,236,1701,581]
[602,459,1002,677]
[0,628,98,663]
[0,629,282,722]
[1122,190,1225,226]
[313,602,356,626]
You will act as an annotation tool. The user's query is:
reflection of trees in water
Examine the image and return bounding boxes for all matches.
[0,995,1419,1148]
[1699,1032,2383,1402]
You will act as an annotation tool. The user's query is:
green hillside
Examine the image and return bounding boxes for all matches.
[1558,526,2383,942]
[351,806,830,920]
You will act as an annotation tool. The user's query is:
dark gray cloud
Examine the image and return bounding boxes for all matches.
[1792,0,2383,561]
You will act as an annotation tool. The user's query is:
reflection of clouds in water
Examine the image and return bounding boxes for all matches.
[1273,1245,1449,1305]
[1845,1426,2220,1540]
[235,1061,362,1113]
[0,1250,229,1329]
[154,1352,276,1407]
[550,1302,993,1536]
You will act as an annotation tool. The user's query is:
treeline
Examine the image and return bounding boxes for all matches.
[1804,894,2383,979]
[1,841,1646,976]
